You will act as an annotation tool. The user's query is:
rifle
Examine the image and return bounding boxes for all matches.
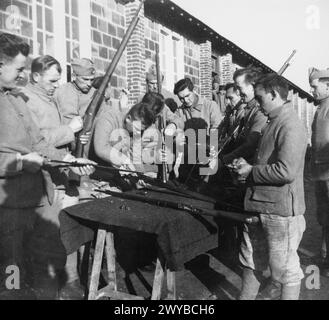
[74,0,144,158]
[198,50,298,180]
[94,189,260,225]
[155,43,168,183]
[277,50,297,76]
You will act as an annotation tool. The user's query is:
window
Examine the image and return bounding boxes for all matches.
[158,27,184,91]
[35,0,54,56]
[65,0,80,66]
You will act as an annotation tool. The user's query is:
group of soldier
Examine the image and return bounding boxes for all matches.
[1,31,329,301]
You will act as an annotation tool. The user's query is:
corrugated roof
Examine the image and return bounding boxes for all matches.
[144,0,314,102]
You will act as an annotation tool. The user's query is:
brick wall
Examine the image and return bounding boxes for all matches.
[125,0,146,105]
[90,0,127,99]
[200,40,212,99]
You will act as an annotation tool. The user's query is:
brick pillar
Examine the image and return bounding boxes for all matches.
[219,53,234,85]
[200,40,212,100]
[125,0,146,105]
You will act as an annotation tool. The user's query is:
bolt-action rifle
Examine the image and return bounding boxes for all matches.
[74,0,144,159]
[94,189,260,225]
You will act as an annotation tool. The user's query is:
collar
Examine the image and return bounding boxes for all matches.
[319,96,329,108]
[26,83,55,102]
[267,101,291,120]
[245,98,257,110]
[182,94,202,112]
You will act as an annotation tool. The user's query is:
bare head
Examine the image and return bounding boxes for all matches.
[0,33,30,90]
[31,55,62,96]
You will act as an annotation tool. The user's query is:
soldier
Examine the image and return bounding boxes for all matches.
[218,82,245,141]
[0,33,95,300]
[309,68,329,277]
[234,74,307,300]
[23,55,84,148]
[55,58,96,125]
[174,77,223,134]
[221,67,267,165]
[22,55,92,299]
[93,96,166,177]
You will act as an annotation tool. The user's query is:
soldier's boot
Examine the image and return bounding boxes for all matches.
[256,280,282,300]
[281,284,301,300]
[238,268,261,300]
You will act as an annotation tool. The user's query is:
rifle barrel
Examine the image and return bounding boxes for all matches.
[75,0,144,158]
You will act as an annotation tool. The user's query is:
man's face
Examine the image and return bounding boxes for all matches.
[147,80,158,93]
[177,87,196,107]
[74,74,95,93]
[0,53,26,90]
[310,79,329,102]
[255,85,275,115]
[34,64,61,96]
[226,88,241,108]
[213,83,219,91]
[235,74,255,103]
[219,89,226,96]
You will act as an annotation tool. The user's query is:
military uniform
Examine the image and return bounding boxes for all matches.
[218,100,245,140]
[55,58,96,125]
[0,89,69,299]
[55,82,96,125]
[222,99,267,164]
[309,68,329,272]
[23,83,75,147]
[175,94,223,134]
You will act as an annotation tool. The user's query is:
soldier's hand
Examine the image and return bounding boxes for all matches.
[70,158,96,176]
[21,152,45,173]
[80,132,91,145]
[233,158,252,181]
[164,123,177,136]
[69,116,83,133]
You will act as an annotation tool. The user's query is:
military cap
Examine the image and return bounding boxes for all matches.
[309,67,329,82]
[71,58,96,76]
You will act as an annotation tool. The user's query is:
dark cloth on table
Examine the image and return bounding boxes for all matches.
[59,191,219,271]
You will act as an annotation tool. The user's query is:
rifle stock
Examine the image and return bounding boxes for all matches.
[75,0,144,158]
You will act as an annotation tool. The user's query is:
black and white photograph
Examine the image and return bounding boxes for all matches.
[0,0,329,304]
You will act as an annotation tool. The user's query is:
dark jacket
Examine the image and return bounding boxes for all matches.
[311,97,329,180]
[244,103,307,217]
[223,99,267,164]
